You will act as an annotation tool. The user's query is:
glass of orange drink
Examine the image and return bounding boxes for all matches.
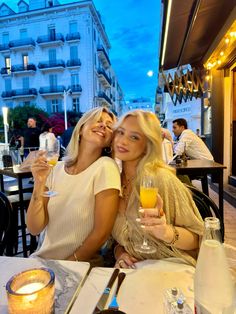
[42,139,60,197]
[135,174,158,254]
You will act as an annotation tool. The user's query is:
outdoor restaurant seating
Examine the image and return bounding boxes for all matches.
[0,191,15,256]
[186,184,224,238]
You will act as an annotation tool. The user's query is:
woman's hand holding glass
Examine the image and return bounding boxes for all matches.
[138,195,177,244]
[31,151,52,185]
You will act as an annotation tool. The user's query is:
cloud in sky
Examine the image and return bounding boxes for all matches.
[5,0,161,101]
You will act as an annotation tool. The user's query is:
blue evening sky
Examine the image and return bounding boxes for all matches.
[5,0,161,102]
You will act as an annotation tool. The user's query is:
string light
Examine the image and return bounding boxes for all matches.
[204,22,236,70]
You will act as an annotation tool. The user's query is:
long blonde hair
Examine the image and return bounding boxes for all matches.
[114,110,174,199]
[64,107,116,167]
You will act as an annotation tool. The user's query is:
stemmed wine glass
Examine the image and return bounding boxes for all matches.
[42,139,60,197]
[135,173,158,254]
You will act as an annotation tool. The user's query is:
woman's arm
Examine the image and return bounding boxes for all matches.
[67,188,119,261]
[140,208,199,250]
[26,151,50,235]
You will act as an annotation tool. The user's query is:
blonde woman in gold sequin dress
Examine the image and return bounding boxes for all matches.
[112,110,204,269]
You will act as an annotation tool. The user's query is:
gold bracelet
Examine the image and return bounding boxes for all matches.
[73,251,79,262]
[166,225,179,246]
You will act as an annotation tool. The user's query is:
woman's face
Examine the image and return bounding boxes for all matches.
[114,116,147,163]
[80,111,114,148]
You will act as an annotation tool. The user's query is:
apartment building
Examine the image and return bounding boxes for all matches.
[0,0,124,114]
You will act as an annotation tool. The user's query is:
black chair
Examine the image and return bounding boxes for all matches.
[0,191,17,256]
[185,184,224,240]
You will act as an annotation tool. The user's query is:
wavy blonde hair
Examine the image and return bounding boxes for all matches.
[64,107,116,167]
[114,110,175,199]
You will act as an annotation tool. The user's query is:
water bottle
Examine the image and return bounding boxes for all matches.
[194,217,235,313]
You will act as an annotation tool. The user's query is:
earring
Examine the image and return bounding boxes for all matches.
[103,147,112,154]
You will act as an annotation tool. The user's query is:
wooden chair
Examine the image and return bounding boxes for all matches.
[185,184,224,240]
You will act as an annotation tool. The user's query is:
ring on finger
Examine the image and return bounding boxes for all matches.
[118,259,125,267]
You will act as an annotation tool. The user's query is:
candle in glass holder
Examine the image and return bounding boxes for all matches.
[6,268,55,314]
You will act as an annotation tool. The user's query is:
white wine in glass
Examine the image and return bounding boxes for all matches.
[42,139,60,197]
[135,174,158,254]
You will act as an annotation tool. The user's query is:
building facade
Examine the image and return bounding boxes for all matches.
[0,0,124,115]
[122,97,155,115]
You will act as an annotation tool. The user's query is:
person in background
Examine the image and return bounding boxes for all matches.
[26,107,120,266]
[61,115,80,148]
[196,128,200,137]
[112,110,203,269]
[172,118,214,161]
[39,122,56,151]
[21,117,41,157]
[161,128,173,163]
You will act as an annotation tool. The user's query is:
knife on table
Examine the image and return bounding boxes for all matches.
[93,268,120,313]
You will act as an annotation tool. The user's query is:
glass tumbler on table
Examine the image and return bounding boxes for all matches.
[42,139,60,198]
[135,174,158,254]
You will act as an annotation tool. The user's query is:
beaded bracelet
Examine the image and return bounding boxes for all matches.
[167,225,179,246]
[73,251,79,262]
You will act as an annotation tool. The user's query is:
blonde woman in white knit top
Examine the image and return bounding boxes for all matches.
[27,107,121,265]
[112,110,203,268]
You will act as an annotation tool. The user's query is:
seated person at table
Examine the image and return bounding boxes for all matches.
[161,128,173,164]
[112,110,203,268]
[26,107,120,266]
[172,118,213,161]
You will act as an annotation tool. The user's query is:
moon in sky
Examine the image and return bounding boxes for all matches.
[147,70,154,77]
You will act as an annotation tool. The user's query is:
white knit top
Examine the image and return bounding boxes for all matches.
[33,157,121,260]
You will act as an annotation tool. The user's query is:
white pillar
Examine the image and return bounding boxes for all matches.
[2,107,8,148]
[64,90,68,130]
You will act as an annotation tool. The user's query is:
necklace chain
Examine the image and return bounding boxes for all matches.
[121,172,135,206]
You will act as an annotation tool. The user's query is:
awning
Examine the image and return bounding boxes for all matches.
[159,0,236,71]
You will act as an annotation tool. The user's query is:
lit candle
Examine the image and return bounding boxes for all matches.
[6,268,55,314]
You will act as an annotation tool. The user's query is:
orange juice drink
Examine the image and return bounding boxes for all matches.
[48,158,58,167]
[140,187,158,208]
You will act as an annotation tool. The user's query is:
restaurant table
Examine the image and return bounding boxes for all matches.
[70,258,195,314]
[170,160,226,218]
[0,256,90,314]
[0,167,33,257]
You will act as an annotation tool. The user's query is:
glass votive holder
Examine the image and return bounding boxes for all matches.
[6,268,55,314]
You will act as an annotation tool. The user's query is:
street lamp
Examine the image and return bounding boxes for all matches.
[2,106,9,148]
[63,89,71,130]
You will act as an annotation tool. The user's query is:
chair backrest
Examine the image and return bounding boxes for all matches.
[0,191,14,255]
[185,184,224,240]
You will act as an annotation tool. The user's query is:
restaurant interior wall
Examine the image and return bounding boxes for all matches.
[232,68,236,179]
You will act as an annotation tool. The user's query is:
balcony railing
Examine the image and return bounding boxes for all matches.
[0,44,10,52]
[38,60,65,70]
[12,88,37,97]
[97,91,112,105]
[68,84,82,93]
[39,86,65,94]
[1,67,11,75]
[97,45,111,68]
[66,32,81,42]
[66,59,81,68]
[9,38,35,50]
[97,68,112,87]
[1,91,12,98]
[37,33,64,46]
[11,64,36,73]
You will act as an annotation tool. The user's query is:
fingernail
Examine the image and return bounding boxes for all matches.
[139,209,144,213]
[136,218,141,222]
[141,225,145,229]
[130,264,136,269]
